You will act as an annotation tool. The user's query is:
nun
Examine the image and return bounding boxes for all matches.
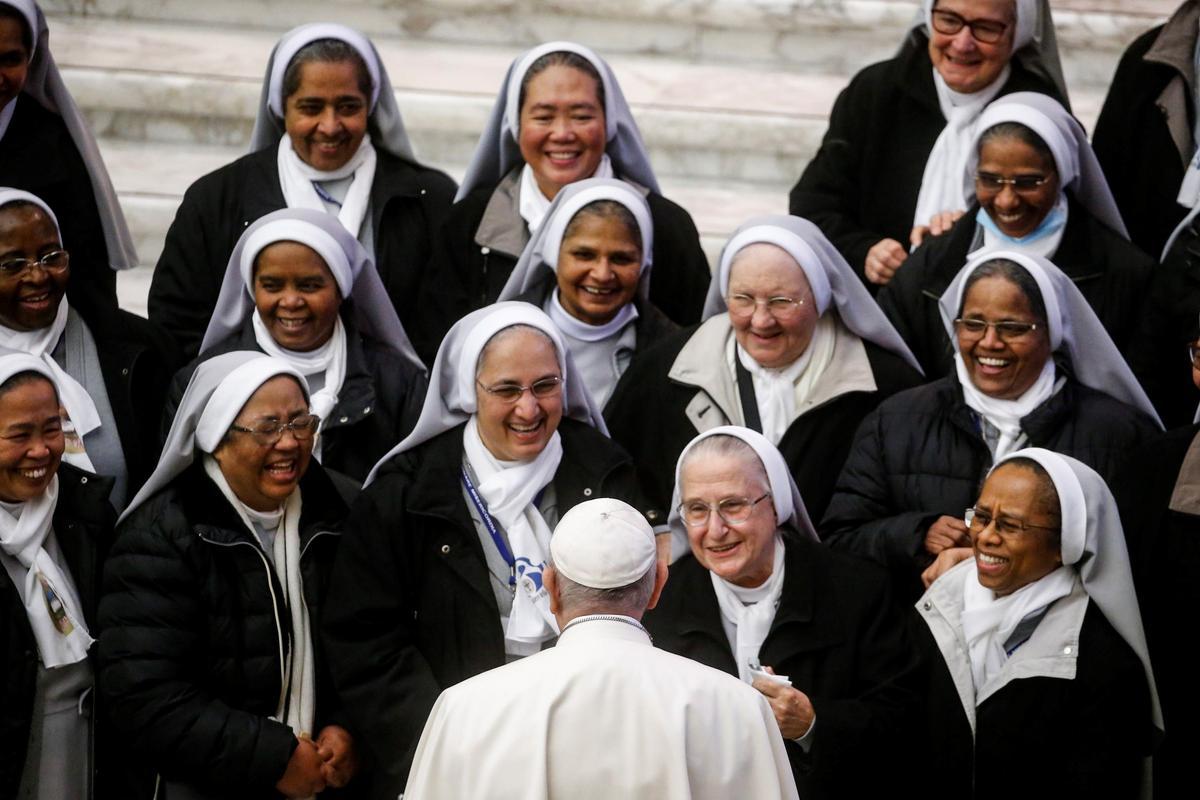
[915,449,1159,799]
[98,352,359,800]
[148,22,456,359]
[323,301,654,798]
[0,353,121,799]
[823,249,1160,602]
[606,214,923,531]
[789,0,1067,287]
[420,40,709,354]
[0,188,176,510]
[166,207,428,484]
[497,177,677,410]
[880,92,1152,374]
[0,0,136,310]
[642,426,923,799]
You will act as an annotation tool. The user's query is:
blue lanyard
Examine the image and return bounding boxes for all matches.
[311,180,344,209]
[461,466,516,586]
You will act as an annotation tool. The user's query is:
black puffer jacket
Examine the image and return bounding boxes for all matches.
[98,462,350,799]
[822,373,1158,601]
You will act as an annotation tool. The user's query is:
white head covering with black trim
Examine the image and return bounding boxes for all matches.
[0,0,138,270]
[455,41,659,201]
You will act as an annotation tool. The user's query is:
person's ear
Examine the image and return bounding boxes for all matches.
[645,559,669,611]
[545,565,561,615]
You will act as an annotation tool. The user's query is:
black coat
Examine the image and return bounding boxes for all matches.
[821,373,1158,602]
[1113,424,1200,798]
[605,325,923,524]
[418,179,710,362]
[877,196,1154,377]
[323,419,649,799]
[0,466,121,800]
[97,462,350,799]
[1092,6,1196,259]
[642,539,925,800]
[0,93,117,310]
[788,32,1064,283]
[146,145,456,360]
[164,314,427,485]
[915,602,1152,800]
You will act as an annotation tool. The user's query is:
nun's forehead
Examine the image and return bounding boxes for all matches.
[476,324,559,372]
[728,242,808,286]
[0,201,58,238]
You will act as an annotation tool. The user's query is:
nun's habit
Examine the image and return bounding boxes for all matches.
[422,41,709,347]
[915,449,1159,800]
[324,302,648,797]
[789,0,1068,280]
[607,214,924,524]
[0,353,118,800]
[643,425,924,800]
[0,0,136,309]
[98,352,354,800]
[880,92,1153,375]
[822,250,1159,601]
[147,22,456,360]
[0,188,177,510]
[167,207,428,484]
[498,177,677,409]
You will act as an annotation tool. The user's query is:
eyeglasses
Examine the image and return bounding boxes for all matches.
[965,507,1059,538]
[931,8,1010,44]
[476,376,563,404]
[975,172,1052,195]
[726,293,806,321]
[1188,342,1200,369]
[229,414,320,446]
[0,250,70,277]
[953,318,1040,341]
[677,493,770,527]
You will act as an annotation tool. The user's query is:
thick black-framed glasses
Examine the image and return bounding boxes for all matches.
[229,414,321,446]
[931,8,1010,44]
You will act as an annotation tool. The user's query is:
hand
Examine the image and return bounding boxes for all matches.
[925,515,971,556]
[864,238,908,285]
[922,547,974,588]
[910,210,964,247]
[276,736,326,798]
[316,725,360,789]
[752,667,815,740]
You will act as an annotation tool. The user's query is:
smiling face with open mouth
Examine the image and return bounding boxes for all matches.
[253,241,342,352]
[970,462,1062,597]
[518,64,607,200]
[0,204,69,332]
[474,327,564,462]
[927,0,1016,94]
[956,274,1051,400]
[555,209,642,326]
[212,375,313,513]
[0,375,63,504]
[283,59,369,173]
[976,133,1060,240]
[680,454,777,589]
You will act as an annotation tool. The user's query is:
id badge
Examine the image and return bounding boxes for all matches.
[37,572,75,635]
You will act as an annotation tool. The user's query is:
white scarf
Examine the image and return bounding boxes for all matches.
[277,133,377,238]
[251,312,345,460]
[546,288,638,342]
[518,153,614,233]
[912,66,1011,232]
[733,315,837,446]
[0,302,98,472]
[0,478,94,668]
[961,563,1078,694]
[955,353,1057,460]
[462,416,562,655]
[203,457,315,740]
[711,535,786,683]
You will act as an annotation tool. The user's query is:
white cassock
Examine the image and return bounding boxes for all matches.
[403,617,799,800]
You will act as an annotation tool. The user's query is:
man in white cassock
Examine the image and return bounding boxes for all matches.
[401,498,800,800]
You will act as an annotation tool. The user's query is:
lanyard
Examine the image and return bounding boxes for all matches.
[311,180,344,209]
[461,466,516,586]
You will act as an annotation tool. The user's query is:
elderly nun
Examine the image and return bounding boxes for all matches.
[148,22,456,359]
[916,448,1159,799]
[420,40,709,353]
[607,214,923,528]
[881,92,1152,374]
[790,0,1067,287]
[165,207,428,484]
[497,177,677,409]
[824,249,1160,602]
[98,352,359,800]
[643,426,923,799]
[0,0,136,310]
[0,352,123,800]
[0,188,176,510]
[323,301,654,798]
